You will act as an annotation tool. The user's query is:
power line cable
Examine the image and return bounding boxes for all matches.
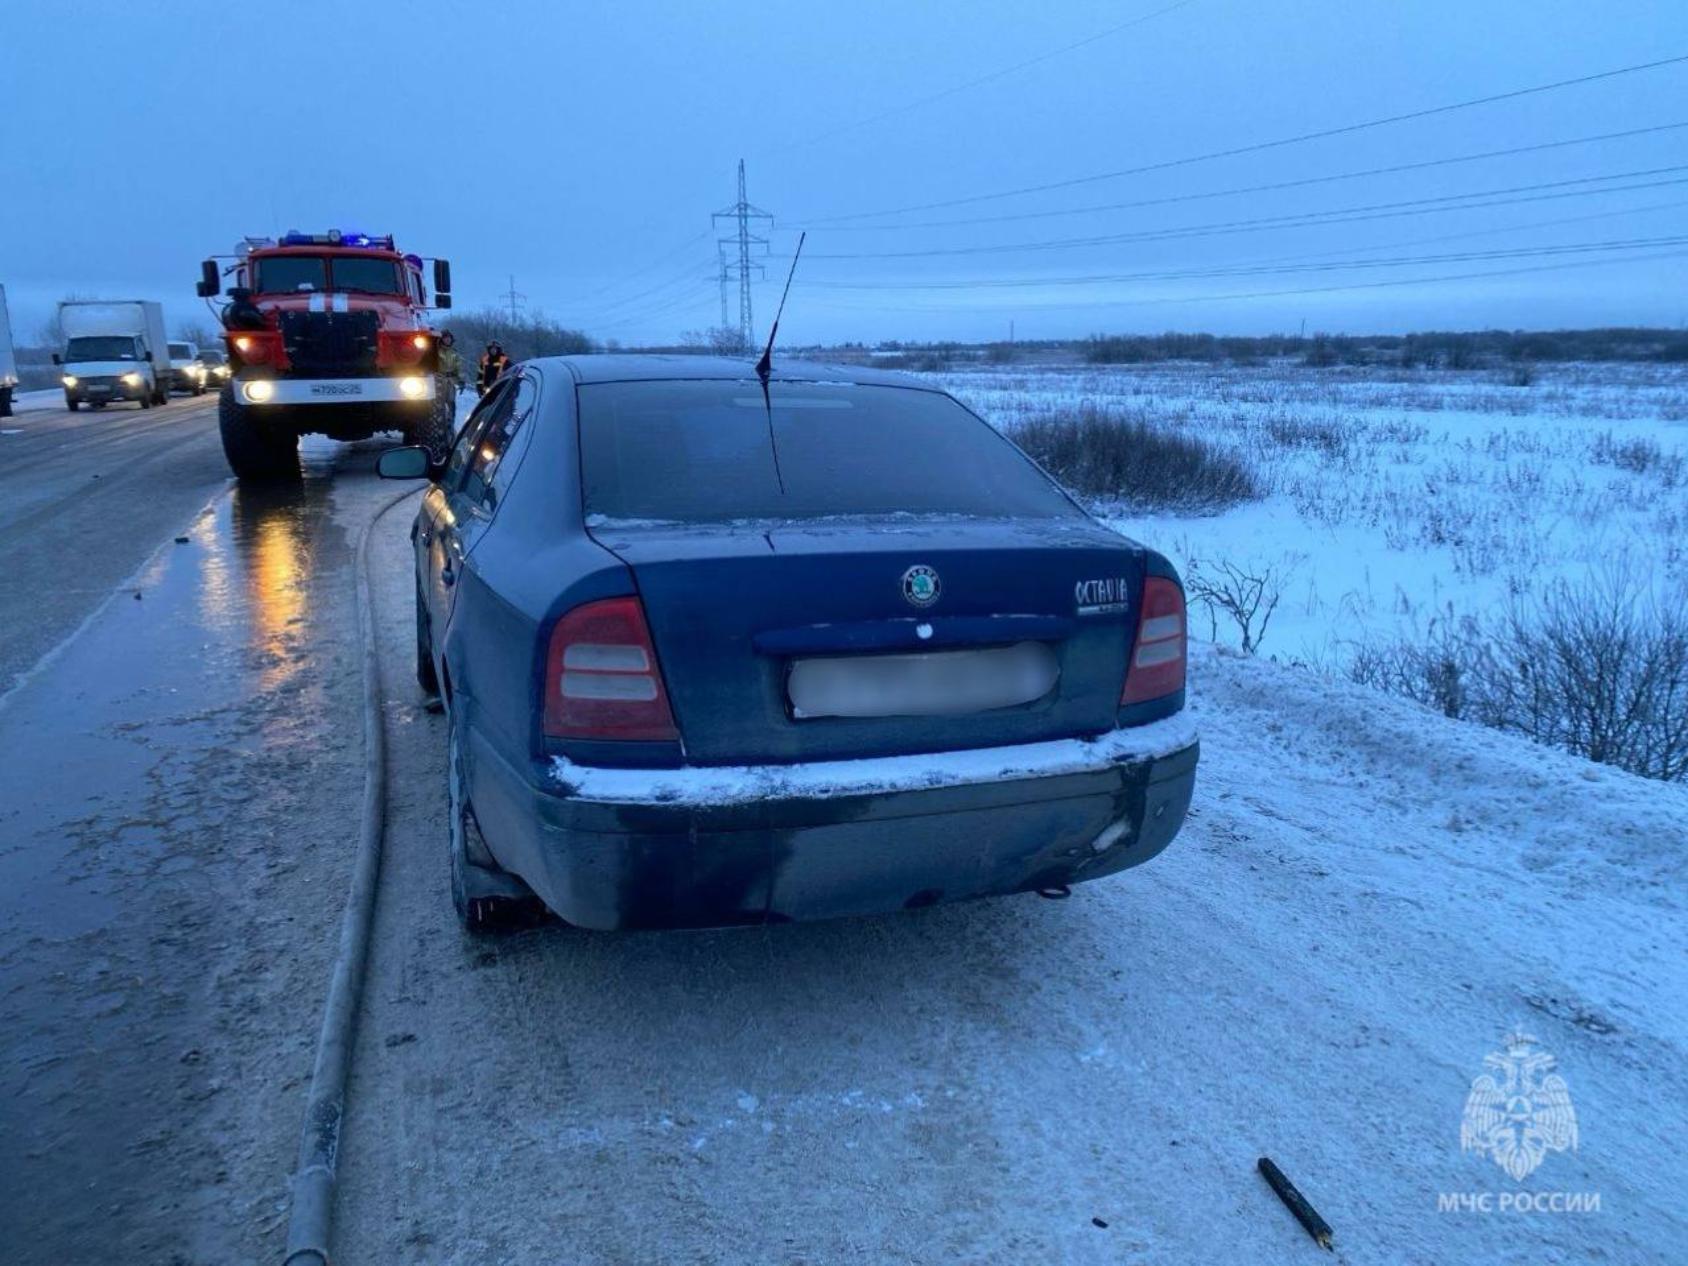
[798,247,1688,314]
[798,235,1688,291]
[791,121,1688,232]
[802,166,1688,261]
[799,53,1688,224]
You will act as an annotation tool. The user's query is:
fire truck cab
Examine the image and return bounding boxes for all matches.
[197,230,455,480]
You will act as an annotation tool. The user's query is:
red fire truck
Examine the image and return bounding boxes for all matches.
[196,231,455,480]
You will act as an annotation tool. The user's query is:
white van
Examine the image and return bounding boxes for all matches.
[55,301,171,410]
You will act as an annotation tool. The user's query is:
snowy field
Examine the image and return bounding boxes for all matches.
[933,360,1688,671]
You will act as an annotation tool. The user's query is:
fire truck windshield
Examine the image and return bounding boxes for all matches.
[254,257,327,293]
[330,257,404,295]
[250,256,404,296]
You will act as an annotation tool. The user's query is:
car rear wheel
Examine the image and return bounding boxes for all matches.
[447,707,542,933]
[66,397,80,412]
[218,386,300,482]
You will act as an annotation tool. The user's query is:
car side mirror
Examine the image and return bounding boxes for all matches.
[434,292,452,310]
[52,352,61,365]
[196,259,220,298]
[433,259,451,295]
[377,445,437,481]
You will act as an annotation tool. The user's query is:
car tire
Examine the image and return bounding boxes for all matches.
[139,392,152,410]
[218,386,300,482]
[0,386,12,418]
[447,707,541,933]
[66,397,80,412]
[416,580,440,696]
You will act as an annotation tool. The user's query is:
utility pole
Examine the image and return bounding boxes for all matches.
[500,274,527,326]
[712,159,772,350]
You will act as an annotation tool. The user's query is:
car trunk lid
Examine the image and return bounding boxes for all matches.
[588,516,1143,764]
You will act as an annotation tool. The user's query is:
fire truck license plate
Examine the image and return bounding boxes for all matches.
[310,383,364,397]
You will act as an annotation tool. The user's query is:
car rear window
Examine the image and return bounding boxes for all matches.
[578,380,1080,523]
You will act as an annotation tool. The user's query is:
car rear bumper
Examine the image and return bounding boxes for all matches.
[467,716,1199,930]
[235,375,434,405]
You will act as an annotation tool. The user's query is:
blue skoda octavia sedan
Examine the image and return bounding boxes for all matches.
[379,356,1197,930]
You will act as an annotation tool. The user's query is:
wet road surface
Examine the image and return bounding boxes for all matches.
[0,415,380,1263]
[0,393,231,697]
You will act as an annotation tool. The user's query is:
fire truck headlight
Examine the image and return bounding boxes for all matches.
[398,375,427,400]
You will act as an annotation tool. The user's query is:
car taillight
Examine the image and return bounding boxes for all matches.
[544,596,679,741]
[1121,576,1186,704]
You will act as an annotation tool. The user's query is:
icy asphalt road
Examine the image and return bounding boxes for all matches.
[0,404,374,1264]
[0,390,234,698]
[2,401,1685,1263]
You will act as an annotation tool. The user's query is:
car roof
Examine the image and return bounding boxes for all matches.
[534,354,933,389]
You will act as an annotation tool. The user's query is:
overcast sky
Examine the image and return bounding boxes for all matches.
[2,0,1685,345]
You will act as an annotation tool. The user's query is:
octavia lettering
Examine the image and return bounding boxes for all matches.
[1075,576,1132,614]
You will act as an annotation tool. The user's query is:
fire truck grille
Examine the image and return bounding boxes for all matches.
[280,310,380,377]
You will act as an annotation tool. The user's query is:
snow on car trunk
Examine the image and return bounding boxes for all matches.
[589,518,1145,764]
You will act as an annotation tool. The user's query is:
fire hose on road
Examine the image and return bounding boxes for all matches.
[283,484,422,1266]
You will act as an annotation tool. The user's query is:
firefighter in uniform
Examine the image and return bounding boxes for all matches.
[477,341,509,395]
[437,330,464,389]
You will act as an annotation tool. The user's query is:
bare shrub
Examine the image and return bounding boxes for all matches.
[1184,556,1286,654]
[1011,405,1261,512]
[1589,432,1685,485]
[1350,576,1688,781]
[1264,412,1353,459]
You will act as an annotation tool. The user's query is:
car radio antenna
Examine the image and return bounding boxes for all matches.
[756,232,805,496]
[756,232,805,382]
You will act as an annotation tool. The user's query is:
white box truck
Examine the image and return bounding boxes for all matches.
[0,285,17,418]
[54,300,170,411]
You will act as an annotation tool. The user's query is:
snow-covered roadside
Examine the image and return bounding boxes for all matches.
[934,361,1688,667]
[1168,642,1687,1260]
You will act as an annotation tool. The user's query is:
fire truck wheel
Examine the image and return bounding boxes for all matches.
[219,386,300,482]
[409,375,455,462]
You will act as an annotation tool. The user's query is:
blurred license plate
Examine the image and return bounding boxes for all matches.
[788,641,1058,719]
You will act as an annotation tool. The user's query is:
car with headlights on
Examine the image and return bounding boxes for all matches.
[198,346,231,387]
[378,356,1198,931]
[167,341,208,395]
